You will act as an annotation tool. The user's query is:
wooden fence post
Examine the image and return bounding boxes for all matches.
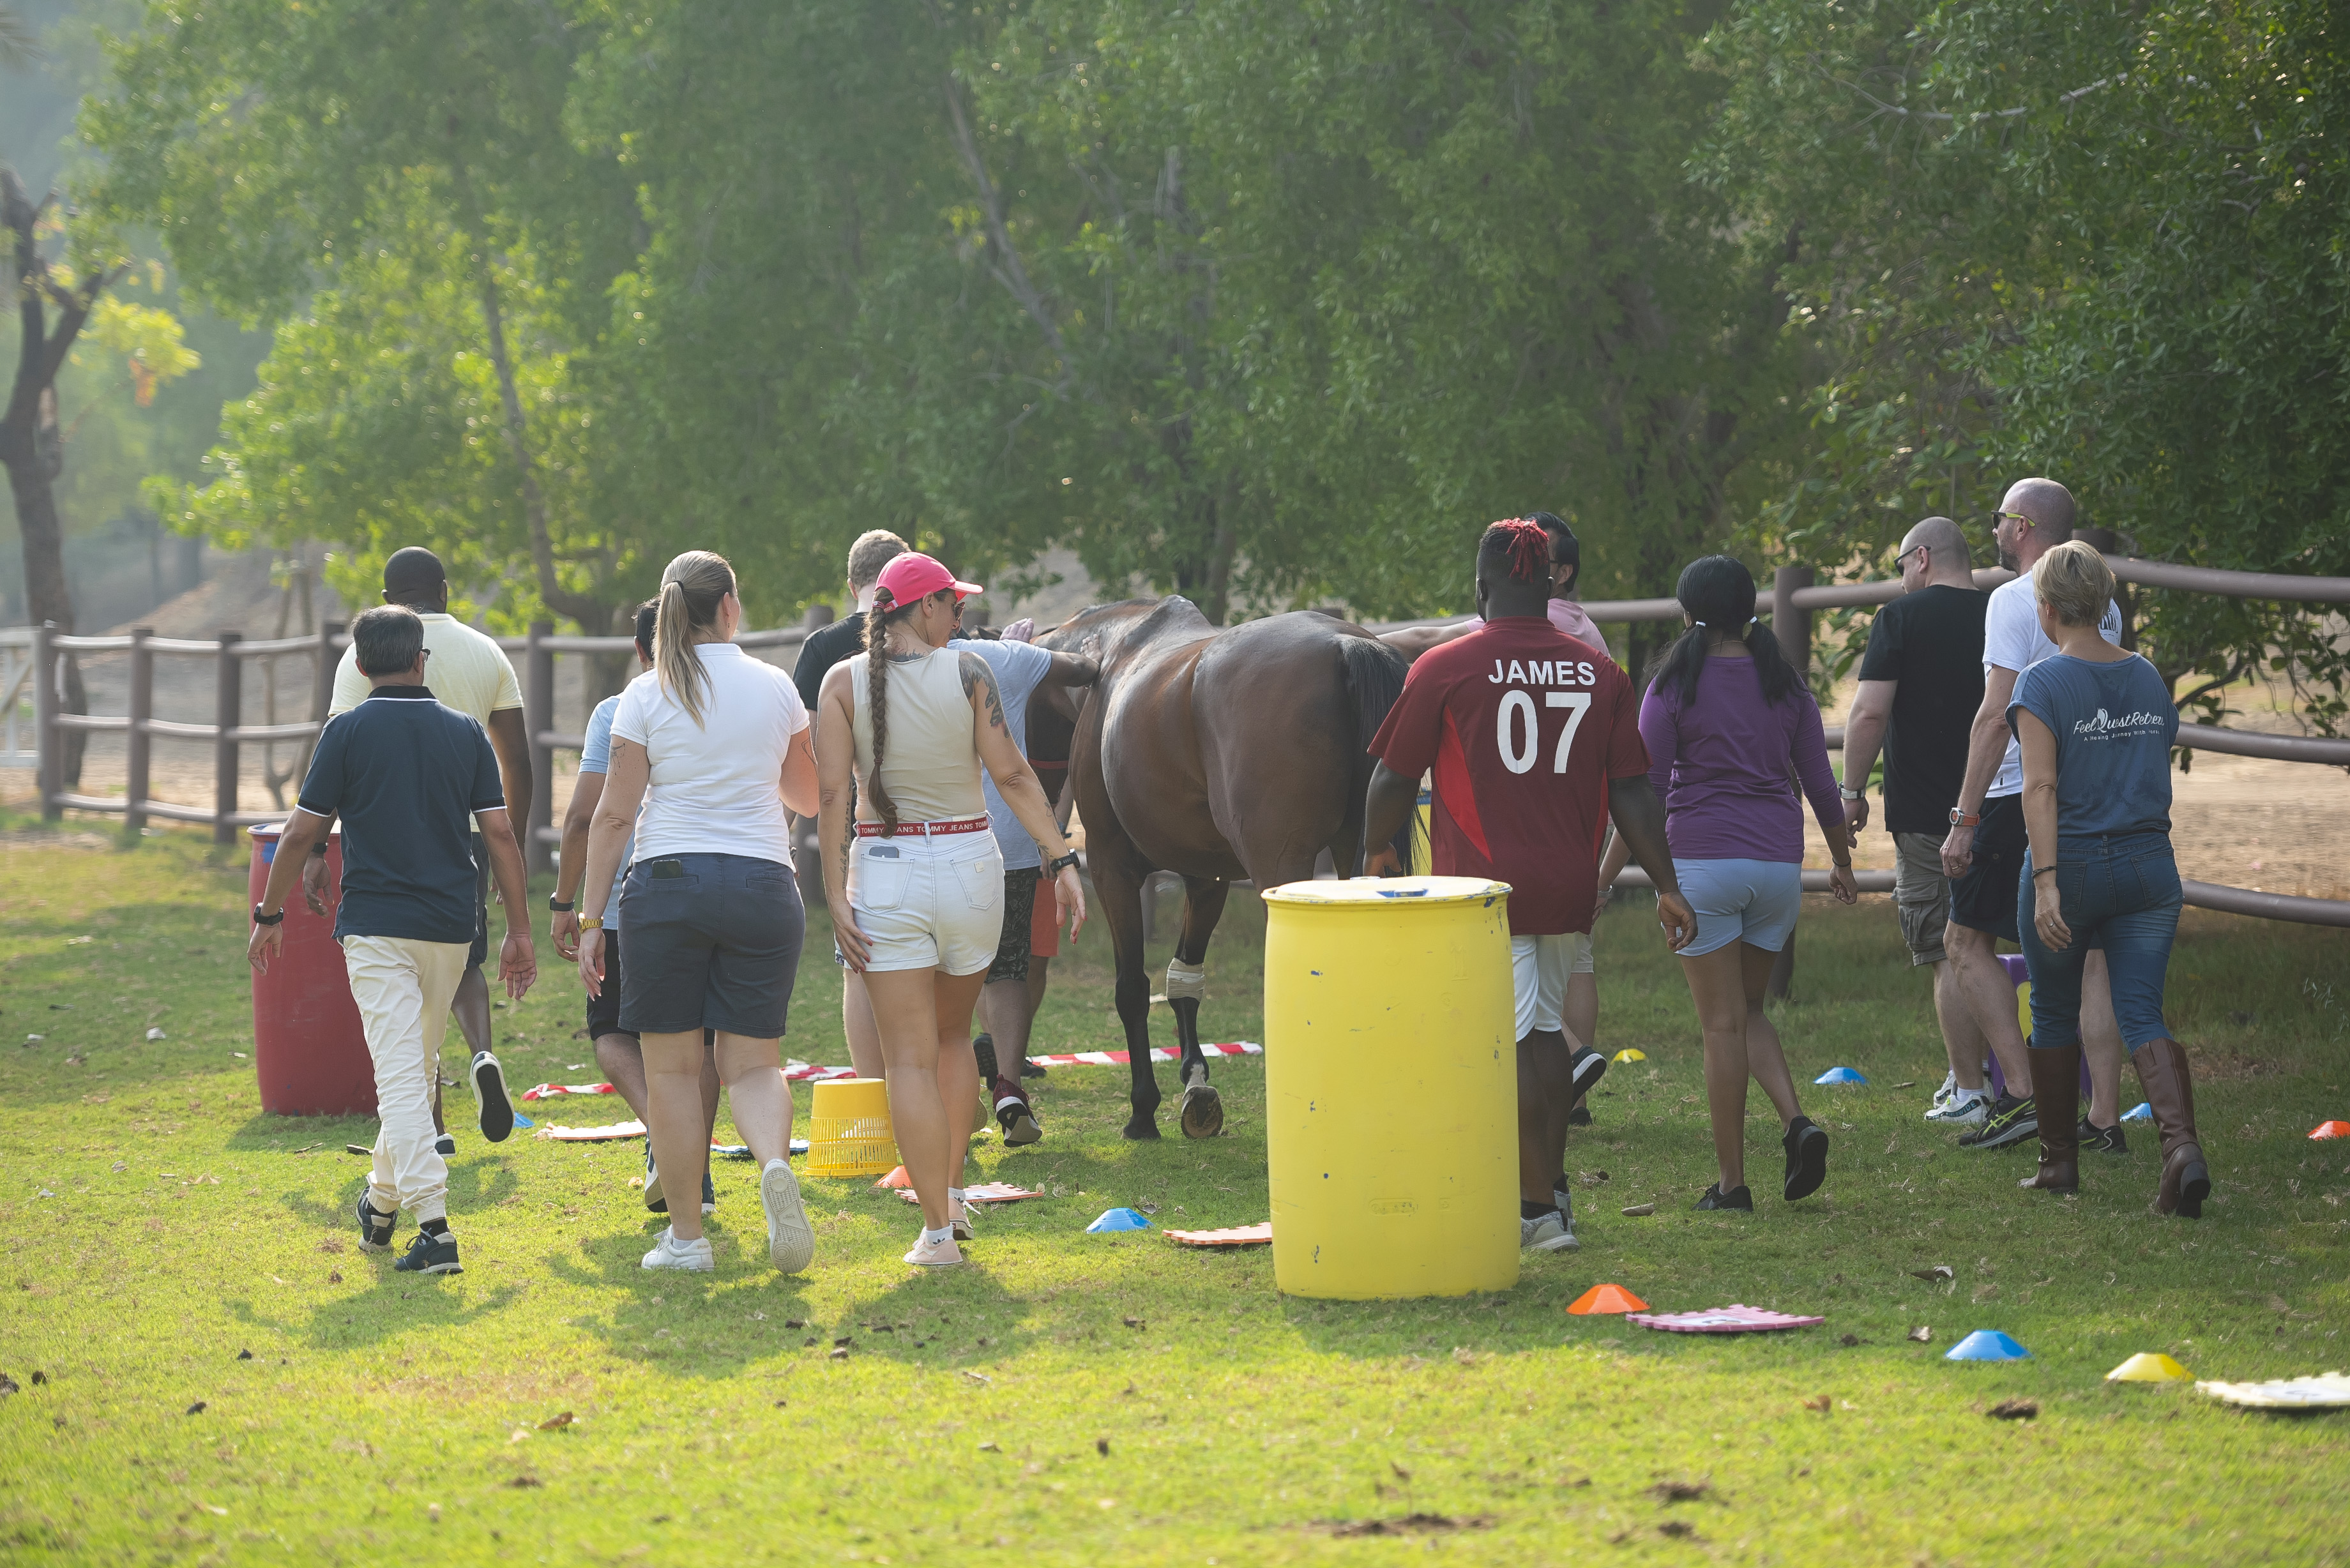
[308,620,344,780]
[525,621,555,876]
[126,628,154,837]
[215,631,243,845]
[32,621,59,821]
[1768,566,1816,1002]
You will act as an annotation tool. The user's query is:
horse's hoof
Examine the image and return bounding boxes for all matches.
[1123,1118,1163,1141]
[1180,1083,1224,1140]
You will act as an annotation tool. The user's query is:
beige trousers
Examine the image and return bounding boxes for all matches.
[342,935,470,1223]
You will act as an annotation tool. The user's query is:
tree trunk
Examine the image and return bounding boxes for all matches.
[1,448,86,783]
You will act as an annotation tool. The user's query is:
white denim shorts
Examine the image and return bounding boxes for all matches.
[849,830,1006,976]
[1510,931,1595,1040]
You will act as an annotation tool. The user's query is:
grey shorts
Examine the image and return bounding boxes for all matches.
[1893,832,1952,967]
[618,853,805,1038]
[1674,858,1803,958]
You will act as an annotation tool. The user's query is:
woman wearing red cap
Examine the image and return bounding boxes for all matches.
[814,552,1088,1265]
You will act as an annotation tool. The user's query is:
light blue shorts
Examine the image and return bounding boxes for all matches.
[1673,858,1803,958]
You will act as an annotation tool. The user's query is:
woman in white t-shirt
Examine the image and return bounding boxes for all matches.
[815,553,1086,1268]
[577,550,821,1274]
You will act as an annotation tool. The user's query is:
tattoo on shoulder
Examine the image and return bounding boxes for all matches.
[960,651,1007,731]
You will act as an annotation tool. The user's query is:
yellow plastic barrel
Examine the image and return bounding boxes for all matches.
[1260,875,1519,1299]
[804,1078,898,1178]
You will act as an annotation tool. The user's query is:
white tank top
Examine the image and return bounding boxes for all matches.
[848,646,987,825]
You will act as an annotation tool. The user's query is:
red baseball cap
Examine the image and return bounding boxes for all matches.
[874,552,984,607]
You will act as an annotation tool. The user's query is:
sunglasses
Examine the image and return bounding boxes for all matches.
[1994,509,2034,528]
[1895,543,1929,569]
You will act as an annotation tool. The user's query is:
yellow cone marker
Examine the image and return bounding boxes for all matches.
[1612,1049,1647,1064]
[2107,1352,2192,1383]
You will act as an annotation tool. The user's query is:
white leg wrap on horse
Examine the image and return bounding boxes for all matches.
[1164,958,1208,1002]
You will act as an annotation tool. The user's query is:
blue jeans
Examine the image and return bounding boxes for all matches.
[2017,833,2181,1053]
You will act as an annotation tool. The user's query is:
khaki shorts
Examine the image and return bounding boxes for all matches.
[1893,831,1952,967]
[1509,931,1594,1040]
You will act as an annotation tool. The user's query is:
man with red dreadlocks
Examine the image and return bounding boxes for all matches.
[1363,521,1695,1251]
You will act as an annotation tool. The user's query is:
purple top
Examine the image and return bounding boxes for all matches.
[1639,656,1845,863]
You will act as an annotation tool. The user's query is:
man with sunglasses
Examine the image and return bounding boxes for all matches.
[1840,516,1993,1124]
[1937,481,2130,1157]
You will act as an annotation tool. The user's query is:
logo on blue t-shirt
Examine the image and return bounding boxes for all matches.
[2070,707,2170,740]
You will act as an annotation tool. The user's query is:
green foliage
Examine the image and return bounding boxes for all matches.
[1703,0,2350,727]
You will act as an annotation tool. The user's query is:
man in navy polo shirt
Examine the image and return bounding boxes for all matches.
[249,606,537,1276]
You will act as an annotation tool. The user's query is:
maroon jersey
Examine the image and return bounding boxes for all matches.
[1370,617,1647,935]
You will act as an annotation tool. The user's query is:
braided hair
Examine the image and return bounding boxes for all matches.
[1478,518,1553,586]
[861,587,923,836]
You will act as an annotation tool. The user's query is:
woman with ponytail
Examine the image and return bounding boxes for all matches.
[577,550,822,1274]
[814,552,1087,1267]
[1632,555,1858,1212]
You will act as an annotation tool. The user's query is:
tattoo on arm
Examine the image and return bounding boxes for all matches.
[959,652,1007,732]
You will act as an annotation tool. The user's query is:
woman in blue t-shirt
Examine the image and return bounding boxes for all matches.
[2008,541,2205,1217]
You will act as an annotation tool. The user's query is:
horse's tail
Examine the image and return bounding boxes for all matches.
[1337,633,1417,875]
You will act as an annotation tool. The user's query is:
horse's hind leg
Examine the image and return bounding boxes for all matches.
[1086,821,1165,1140]
[1170,877,1231,1140]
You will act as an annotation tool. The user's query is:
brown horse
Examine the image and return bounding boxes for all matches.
[1034,598,1414,1140]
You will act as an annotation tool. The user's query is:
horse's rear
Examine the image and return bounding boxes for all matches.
[1054,598,1412,1138]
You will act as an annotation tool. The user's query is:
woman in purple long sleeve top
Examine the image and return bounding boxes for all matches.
[1635,556,1858,1214]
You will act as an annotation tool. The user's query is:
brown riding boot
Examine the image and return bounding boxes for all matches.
[2019,1041,2081,1193]
[2132,1037,2210,1218]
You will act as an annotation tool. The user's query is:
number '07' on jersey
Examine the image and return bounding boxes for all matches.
[1368,621,1650,937]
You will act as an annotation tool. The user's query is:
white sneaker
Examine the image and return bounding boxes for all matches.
[641,1227,715,1272]
[949,1195,975,1243]
[1925,1091,1989,1127]
[761,1159,814,1274]
[904,1232,964,1268]
[1925,1070,1958,1115]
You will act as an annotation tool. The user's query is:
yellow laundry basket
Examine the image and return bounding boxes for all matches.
[1261,875,1519,1299]
[805,1077,898,1179]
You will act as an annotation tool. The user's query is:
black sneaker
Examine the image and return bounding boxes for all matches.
[2080,1117,2129,1155]
[1568,1046,1609,1097]
[393,1227,461,1275]
[973,1033,999,1085]
[1019,1060,1048,1080]
[1959,1094,2039,1150]
[996,1087,1043,1147]
[645,1146,667,1214]
[700,1171,717,1216]
[1697,1183,1754,1211]
[434,1133,457,1157]
[1783,1117,1829,1202]
[355,1192,395,1253]
[473,1050,515,1143]
[1566,1104,1593,1127]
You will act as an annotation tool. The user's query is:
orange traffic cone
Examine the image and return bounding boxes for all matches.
[875,1165,914,1190]
[1568,1283,1649,1315]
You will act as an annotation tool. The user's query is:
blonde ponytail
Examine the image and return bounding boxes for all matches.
[653,550,735,726]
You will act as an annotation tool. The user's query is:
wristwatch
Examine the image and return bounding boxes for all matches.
[308,840,329,857]
[1949,807,1981,827]
[548,894,575,912]
[1838,785,1865,801]
[252,903,284,926]
[577,916,605,931]
[1044,851,1080,877]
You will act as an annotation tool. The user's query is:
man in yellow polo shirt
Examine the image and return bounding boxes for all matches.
[307,547,534,1153]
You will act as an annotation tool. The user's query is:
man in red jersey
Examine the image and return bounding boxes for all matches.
[1364,520,1694,1252]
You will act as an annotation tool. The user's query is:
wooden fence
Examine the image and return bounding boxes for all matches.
[8,548,2348,925]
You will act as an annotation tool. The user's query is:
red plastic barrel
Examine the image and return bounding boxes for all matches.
[248,824,376,1116]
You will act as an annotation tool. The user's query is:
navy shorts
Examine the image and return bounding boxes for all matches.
[618,853,805,1039]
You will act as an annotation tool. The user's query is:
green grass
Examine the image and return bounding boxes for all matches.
[3,821,2347,1565]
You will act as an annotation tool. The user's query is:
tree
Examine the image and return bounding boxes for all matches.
[85,0,645,635]
[2,165,126,783]
[1702,0,2350,730]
